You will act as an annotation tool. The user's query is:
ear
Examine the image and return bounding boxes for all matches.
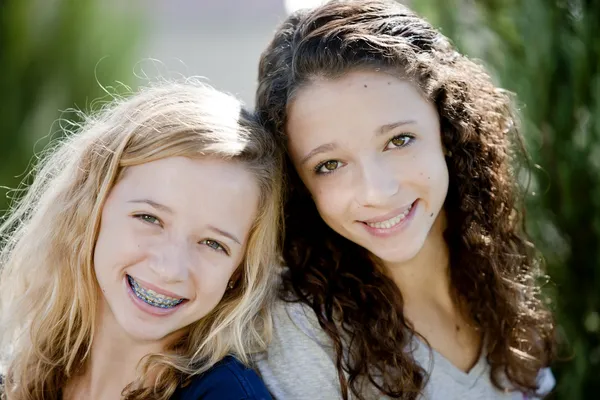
[228,264,244,289]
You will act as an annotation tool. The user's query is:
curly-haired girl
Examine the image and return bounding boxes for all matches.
[254,1,555,399]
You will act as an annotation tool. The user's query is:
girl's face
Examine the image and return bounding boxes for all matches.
[286,70,449,265]
[93,156,259,342]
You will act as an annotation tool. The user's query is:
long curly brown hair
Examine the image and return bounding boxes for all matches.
[255,1,555,399]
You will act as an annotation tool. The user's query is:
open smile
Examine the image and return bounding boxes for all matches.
[359,200,419,237]
[126,274,186,309]
[363,204,414,229]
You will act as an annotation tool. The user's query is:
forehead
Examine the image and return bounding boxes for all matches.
[286,70,436,149]
[110,156,260,230]
[119,155,256,189]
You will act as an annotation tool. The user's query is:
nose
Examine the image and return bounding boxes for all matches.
[148,241,191,283]
[354,157,399,207]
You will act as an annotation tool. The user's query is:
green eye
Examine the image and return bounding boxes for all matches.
[135,214,160,225]
[201,239,227,254]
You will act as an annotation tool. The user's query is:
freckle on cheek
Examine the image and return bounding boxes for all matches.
[430,213,434,217]
[364,84,368,88]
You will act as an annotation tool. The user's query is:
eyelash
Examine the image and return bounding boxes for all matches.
[385,133,415,150]
[199,239,229,255]
[133,213,161,226]
[313,159,344,175]
[313,134,415,176]
[133,214,229,255]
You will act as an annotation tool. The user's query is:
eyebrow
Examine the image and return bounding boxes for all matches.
[207,224,241,245]
[377,120,416,136]
[128,199,173,214]
[300,143,337,166]
[299,120,416,166]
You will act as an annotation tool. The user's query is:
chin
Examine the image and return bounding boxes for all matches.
[111,309,177,342]
[374,250,417,266]
[121,321,175,342]
[369,240,425,266]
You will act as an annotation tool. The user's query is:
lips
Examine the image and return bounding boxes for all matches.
[126,275,186,309]
[360,201,416,229]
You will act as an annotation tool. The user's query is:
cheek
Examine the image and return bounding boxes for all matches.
[93,222,117,275]
[93,217,144,278]
[191,261,236,298]
[430,155,449,190]
[310,184,347,224]
[93,227,125,295]
[415,154,449,204]
[188,267,232,318]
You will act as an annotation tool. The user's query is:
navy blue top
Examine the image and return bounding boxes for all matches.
[0,357,270,399]
[171,356,272,400]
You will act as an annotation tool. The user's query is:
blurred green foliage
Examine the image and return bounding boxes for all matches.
[0,0,142,212]
[412,0,600,398]
[2,0,599,397]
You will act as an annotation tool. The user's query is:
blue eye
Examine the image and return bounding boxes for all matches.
[314,160,344,175]
[134,214,161,225]
[200,239,228,254]
[385,134,414,150]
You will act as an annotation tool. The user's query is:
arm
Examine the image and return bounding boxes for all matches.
[254,301,344,400]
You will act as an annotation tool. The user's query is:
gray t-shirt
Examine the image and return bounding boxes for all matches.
[255,301,555,400]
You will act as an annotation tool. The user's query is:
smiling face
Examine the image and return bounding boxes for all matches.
[93,156,259,343]
[286,70,449,265]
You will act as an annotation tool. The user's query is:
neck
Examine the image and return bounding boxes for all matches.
[383,212,453,310]
[66,301,168,399]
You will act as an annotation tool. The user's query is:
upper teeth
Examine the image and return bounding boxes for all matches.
[366,205,412,229]
[128,276,183,308]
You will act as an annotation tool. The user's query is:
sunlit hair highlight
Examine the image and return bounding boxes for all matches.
[255,0,555,399]
[0,80,282,400]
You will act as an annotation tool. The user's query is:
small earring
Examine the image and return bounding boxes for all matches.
[227,280,235,290]
[445,149,453,158]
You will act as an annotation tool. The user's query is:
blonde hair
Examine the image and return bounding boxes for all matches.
[0,80,283,400]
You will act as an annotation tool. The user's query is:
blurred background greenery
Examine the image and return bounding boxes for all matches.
[0,0,597,398]
[0,0,143,205]
[411,1,600,398]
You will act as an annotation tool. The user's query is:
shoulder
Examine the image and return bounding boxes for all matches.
[172,356,272,400]
[535,367,555,398]
[270,300,331,346]
[253,300,343,400]
[259,299,334,365]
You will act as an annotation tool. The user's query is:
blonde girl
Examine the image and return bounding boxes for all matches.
[0,81,281,400]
